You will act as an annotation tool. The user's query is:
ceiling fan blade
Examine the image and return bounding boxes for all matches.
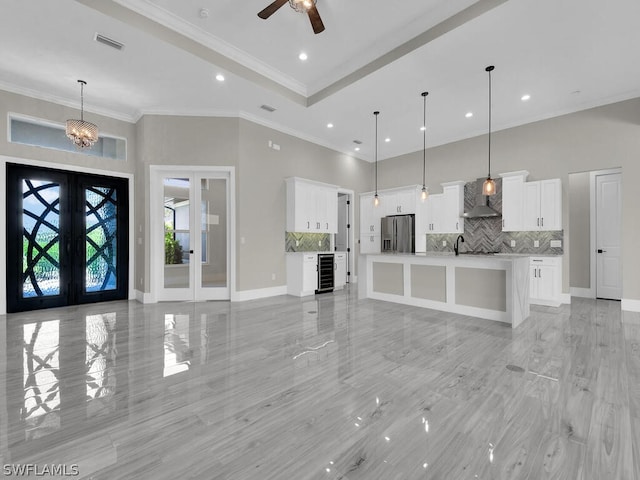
[307,6,325,34]
[258,0,289,19]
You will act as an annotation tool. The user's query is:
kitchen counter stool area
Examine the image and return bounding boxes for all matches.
[358,253,530,327]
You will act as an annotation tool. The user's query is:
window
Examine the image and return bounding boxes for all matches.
[9,115,127,160]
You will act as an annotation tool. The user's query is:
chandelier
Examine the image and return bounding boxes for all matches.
[289,0,316,13]
[66,79,98,149]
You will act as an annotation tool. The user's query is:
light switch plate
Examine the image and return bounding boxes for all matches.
[510,240,516,247]
[534,240,540,247]
[550,240,562,248]
[442,240,447,247]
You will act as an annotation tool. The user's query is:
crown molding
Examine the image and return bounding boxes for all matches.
[111,0,307,96]
[0,80,137,123]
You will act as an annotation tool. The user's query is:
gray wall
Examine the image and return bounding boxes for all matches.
[236,118,370,291]
[568,172,591,289]
[377,97,640,299]
[3,87,640,302]
[135,115,240,293]
[0,90,135,173]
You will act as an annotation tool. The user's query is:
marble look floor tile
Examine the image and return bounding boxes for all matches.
[0,290,637,479]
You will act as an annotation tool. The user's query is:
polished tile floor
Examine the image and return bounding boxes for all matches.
[0,288,638,479]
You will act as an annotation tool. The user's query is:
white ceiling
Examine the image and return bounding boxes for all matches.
[2,0,640,161]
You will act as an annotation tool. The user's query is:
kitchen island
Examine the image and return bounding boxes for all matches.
[358,253,530,327]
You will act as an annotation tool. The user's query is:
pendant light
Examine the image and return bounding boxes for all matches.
[420,91,429,201]
[373,111,380,207]
[66,79,98,149]
[482,66,496,196]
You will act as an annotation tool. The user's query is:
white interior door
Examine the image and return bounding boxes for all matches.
[596,173,622,300]
[157,171,230,301]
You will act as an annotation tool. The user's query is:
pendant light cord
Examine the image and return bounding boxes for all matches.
[422,92,428,188]
[487,67,492,177]
[374,111,379,195]
[79,80,86,122]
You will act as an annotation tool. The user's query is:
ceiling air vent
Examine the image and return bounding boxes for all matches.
[260,104,276,113]
[94,33,125,51]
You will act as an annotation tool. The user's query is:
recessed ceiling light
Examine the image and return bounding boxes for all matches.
[299,52,308,61]
[465,112,473,118]
[521,94,531,101]
[215,74,225,82]
[385,138,391,143]
[355,147,360,151]
[327,123,333,128]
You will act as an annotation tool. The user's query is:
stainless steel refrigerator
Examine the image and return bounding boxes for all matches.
[381,214,415,253]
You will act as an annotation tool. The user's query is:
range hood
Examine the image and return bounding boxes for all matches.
[462,178,501,218]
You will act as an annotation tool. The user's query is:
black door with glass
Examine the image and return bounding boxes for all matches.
[6,164,128,313]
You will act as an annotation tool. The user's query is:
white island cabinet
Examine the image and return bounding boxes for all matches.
[358,253,531,328]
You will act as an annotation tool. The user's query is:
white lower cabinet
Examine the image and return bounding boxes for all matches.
[334,252,347,289]
[360,234,380,254]
[287,253,318,297]
[529,256,562,307]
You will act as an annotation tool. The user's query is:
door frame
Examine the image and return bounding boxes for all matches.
[589,167,622,299]
[0,155,135,315]
[336,187,355,284]
[149,165,236,303]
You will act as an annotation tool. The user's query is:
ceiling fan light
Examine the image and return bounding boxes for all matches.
[289,0,316,13]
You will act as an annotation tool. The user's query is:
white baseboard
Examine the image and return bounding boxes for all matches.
[622,298,640,312]
[570,287,595,299]
[560,293,571,304]
[232,285,287,302]
[134,290,155,303]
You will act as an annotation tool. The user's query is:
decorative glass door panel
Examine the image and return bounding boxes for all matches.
[22,179,62,298]
[7,164,129,313]
[85,186,118,292]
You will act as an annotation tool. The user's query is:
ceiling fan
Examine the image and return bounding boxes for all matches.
[258,0,325,34]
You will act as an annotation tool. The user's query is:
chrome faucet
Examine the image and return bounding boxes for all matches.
[454,235,465,256]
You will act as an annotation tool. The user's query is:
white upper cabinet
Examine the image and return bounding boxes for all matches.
[381,187,418,216]
[441,181,465,233]
[420,181,464,234]
[500,172,562,232]
[500,171,527,232]
[360,192,383,234]
[523,178,562,231]
[286,177,338,233]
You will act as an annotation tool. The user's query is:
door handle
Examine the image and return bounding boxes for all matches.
[189,250,194,254]
[597,249,606,253]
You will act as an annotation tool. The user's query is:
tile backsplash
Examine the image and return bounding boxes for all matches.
[285,232,331,252]
[425,177,564,255]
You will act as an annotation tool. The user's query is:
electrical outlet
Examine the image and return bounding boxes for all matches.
[510,240,516,247]
[442,240,447,247]
[318,240,321,246]
[550,240,562,248]
[534,240,540,247]
[271,273,276,281]
[296,240,299,246]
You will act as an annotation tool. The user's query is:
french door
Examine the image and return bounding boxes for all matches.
[154,169,230,301]
[6,164,129,312]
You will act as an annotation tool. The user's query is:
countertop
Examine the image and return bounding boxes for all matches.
[364,251,561,259]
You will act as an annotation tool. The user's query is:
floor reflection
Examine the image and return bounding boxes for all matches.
[0,292,634,479]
